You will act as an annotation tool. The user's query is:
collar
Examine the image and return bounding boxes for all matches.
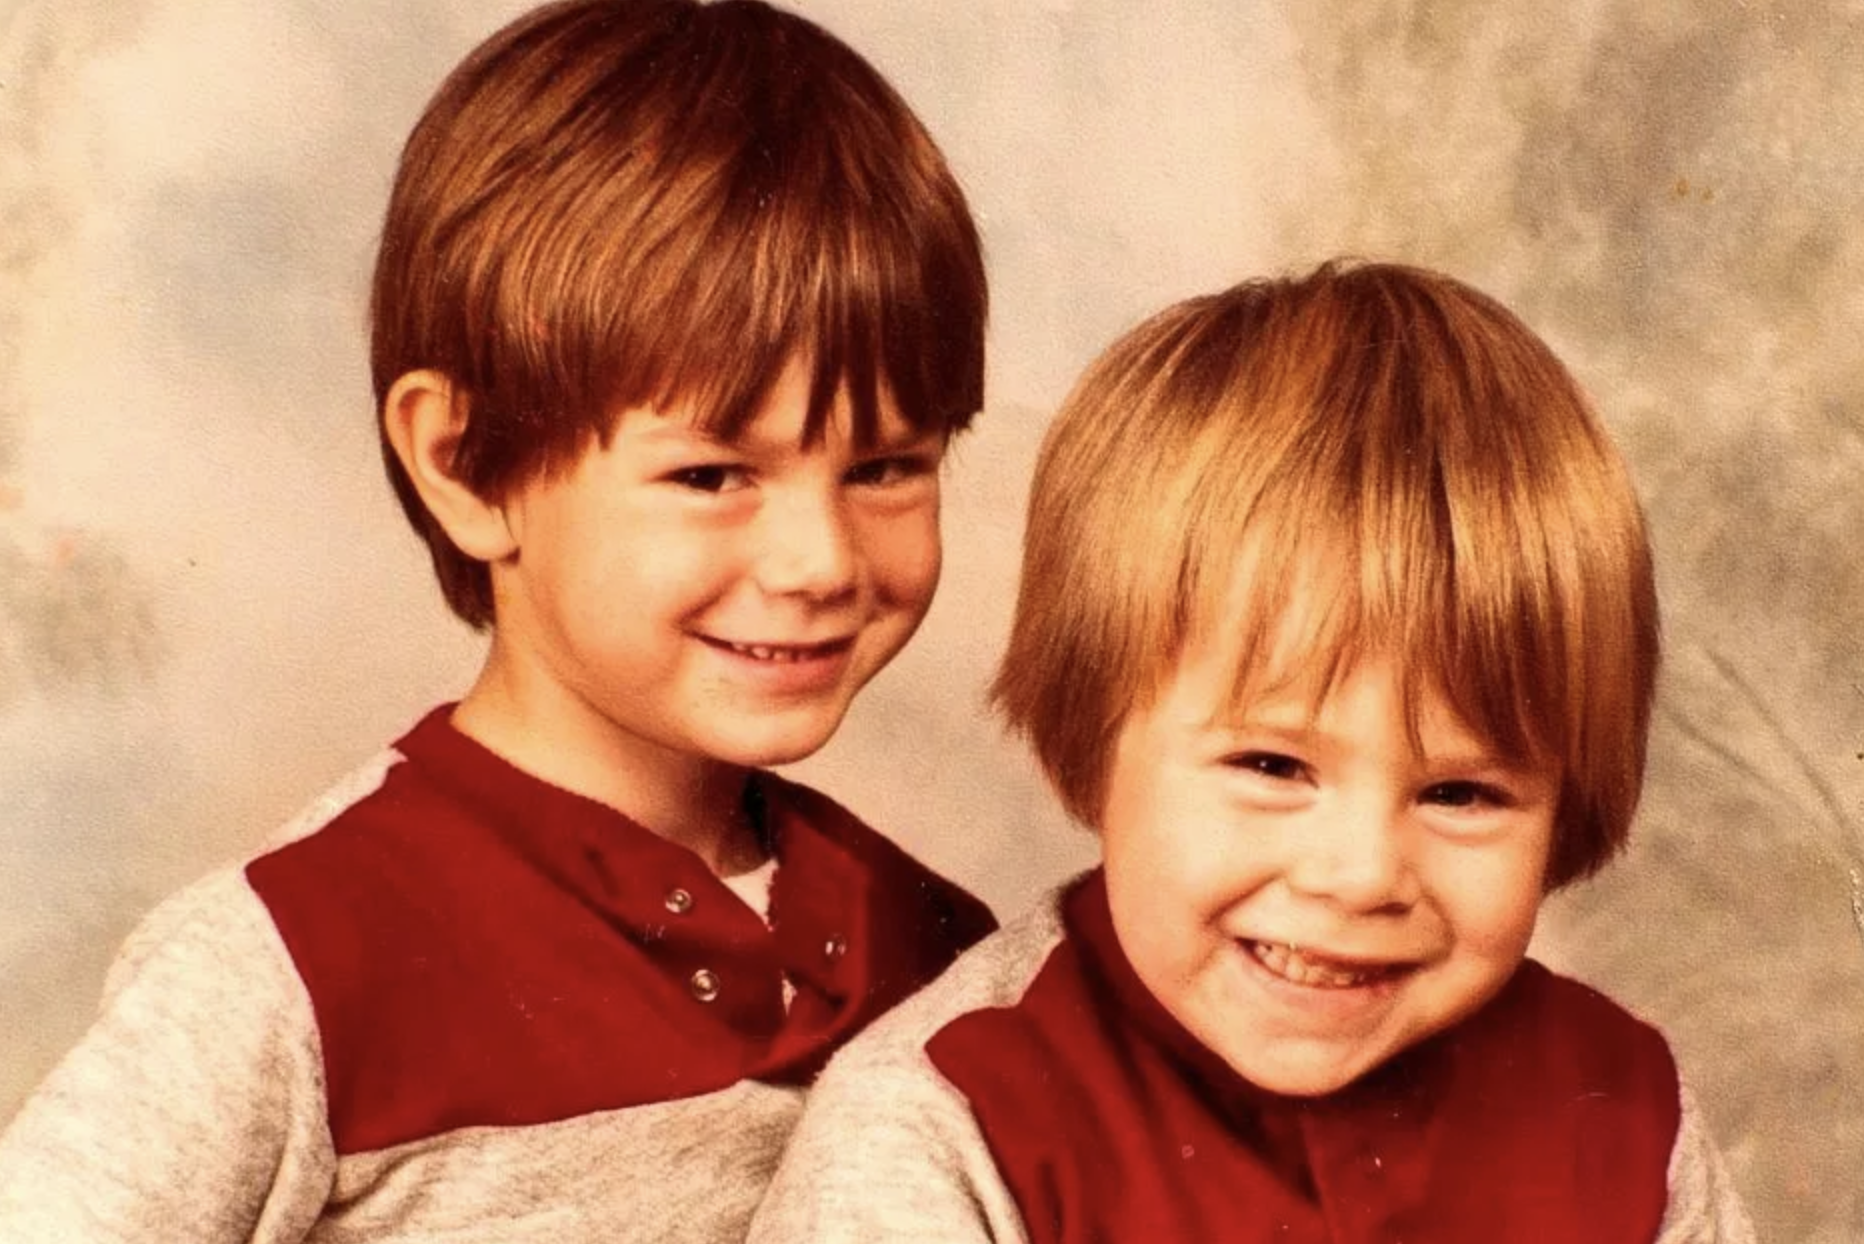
[1062,870,1451,1188]
[392,705,985,1083]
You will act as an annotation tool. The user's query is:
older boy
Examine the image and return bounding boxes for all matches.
[749,262,1756,1242]
[0,1,992,1239]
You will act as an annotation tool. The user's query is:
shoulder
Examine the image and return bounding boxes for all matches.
[100,864,312,1026]
[1442,958,1683,1214]
[255,744,405,856]
[237,735,448,1003]
[244,715,465,896]
[64,723,437,1091]
[791,882,1070,1159]
[1492,960,1679,1087]
[828,886,1067,1079]
[238,709,538,999]
[748,894,1066,1244]
[1506,973,1754,1242]
[787,884,1070,1136]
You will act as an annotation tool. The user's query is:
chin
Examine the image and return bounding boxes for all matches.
[714,717,846,769]
[1216,1046,1384,1099]
[1251,1066,1368,1098]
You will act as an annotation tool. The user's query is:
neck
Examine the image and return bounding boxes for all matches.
[452,657,762,875]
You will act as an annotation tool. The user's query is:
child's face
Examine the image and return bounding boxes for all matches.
[1099,640,1557,1097]
[486,356,945,777]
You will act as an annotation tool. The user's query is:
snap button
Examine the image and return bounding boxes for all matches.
[823,934,848,961]
[689,968,720,1002]
[664,888,693,915]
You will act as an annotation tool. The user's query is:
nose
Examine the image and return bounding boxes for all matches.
[754,486,858,603]
[1283,797,1418,914]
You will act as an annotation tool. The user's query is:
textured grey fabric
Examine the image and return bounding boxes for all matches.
[0,751,806,1243]
[312,1083,802,1243]
[0,868,337,1242]
[750,885,1756,1243]
[1659,1087,1760,1244]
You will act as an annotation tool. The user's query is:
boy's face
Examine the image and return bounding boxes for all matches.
[1099,640,1556,1097]
[484,356,945,778]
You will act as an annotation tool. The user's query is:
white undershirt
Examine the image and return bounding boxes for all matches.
[720,854,789,1008]
[721,854,778,923]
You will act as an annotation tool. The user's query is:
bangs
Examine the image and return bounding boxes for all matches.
[608,83,984,451]
[1195,472,1562,772]
[548,0,983,458]
[1178,274,1599,770]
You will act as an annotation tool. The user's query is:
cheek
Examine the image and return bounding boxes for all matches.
[1103,825,1228,1006]
[1103,851,1183,988]
[1441,846,1548,960]
[865,509,943,607]
[1116,774,1251,888]
[1101,765,1223,927]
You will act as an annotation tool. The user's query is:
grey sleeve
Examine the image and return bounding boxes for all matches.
[747,1051,1028,1244]
[0,870,337,1243]
[748,900,1080,1244]
[1654,1083,1757,1244]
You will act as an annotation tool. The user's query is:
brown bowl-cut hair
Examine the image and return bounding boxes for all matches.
[992,261,1659,888]
[371,0,988,627]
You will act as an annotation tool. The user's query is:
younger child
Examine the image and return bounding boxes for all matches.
[0,1,993,1239]
[750,262,1756,1242]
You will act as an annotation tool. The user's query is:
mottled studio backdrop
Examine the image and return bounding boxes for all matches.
[3,0,1860,1238]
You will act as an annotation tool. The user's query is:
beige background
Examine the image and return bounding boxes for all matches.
[4,1,1861,1238]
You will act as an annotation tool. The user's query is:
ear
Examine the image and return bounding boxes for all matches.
[382,370,518,562]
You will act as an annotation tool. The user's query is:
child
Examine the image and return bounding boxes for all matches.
[0,1,994,1239]
[748,262,1757,1242]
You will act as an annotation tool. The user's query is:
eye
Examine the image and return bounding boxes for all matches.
[665,463,750,494]
[1419,780,1508,810]
[1224,751,1309,783]
[845,453,937,488]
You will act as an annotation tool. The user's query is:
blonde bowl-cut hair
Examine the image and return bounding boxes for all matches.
[991,261,1659,889]
[371,0,987,628]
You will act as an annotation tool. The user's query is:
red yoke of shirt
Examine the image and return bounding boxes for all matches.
[928,872,1679,1244]
[247,706,995,1156]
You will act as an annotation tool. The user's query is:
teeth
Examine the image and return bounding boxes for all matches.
[1248,941,1391,989]
[729,642,812,663]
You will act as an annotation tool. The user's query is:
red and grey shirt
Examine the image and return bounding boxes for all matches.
[750,871,1756,1244]
[0,707,994,1243]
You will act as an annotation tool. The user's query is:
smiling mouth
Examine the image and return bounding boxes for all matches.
[704,637,853,664]
[1245,940,1409,990]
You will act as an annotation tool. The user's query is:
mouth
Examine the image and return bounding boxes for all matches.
[1243,940,1411,990]
[701,636,854,664]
